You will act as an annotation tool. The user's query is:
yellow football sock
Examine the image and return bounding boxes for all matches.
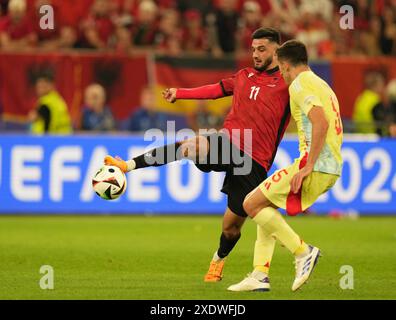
[253,207,305,255]
[294,241,309,257]
[253,225,275,274]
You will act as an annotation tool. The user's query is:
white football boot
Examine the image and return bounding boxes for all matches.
[227,272,270,292]
[292,244,321,291]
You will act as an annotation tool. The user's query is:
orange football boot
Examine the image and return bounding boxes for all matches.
[204,259,226,282]
[104,155,128,173]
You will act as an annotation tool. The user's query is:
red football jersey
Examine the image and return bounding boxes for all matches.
[220,66,290,171]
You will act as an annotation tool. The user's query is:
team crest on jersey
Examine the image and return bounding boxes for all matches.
[266,77,279,87]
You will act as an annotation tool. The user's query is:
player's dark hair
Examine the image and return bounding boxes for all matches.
[35,71,55,83]
[34,69,55,83]
[276,40,308,66]
[251,27,281,44]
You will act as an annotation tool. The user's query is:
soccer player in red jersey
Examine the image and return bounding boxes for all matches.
[105,28,290,283]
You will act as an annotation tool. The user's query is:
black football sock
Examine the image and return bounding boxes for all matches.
[133,142,183,169]
[217,232,241,259]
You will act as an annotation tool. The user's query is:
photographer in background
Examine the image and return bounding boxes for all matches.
[353,71,385,134]
[372,79,396,137]
[29,73,72,134]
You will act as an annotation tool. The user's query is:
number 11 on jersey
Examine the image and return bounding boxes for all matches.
[250,86,260,100]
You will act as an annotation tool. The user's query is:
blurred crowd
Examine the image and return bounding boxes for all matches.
[0,0,395,58]
[24,72,396,137]
[25,74,224,135]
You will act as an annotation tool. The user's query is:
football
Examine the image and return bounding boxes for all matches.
[92,165,127,200]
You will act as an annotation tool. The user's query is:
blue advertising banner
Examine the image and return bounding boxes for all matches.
[0,135,395,215]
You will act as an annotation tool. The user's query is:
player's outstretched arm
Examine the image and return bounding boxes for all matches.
[162,83,225,103]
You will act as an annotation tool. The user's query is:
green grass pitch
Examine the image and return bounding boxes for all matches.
[0,215,395,300]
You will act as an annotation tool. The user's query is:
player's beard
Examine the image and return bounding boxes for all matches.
[254,56,273,72]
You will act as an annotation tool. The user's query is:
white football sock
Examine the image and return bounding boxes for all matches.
[213,251,224,262]
[126,160,136,172]
[251,269,268,281]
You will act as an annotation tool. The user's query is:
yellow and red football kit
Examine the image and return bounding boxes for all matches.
[260,70,343,215]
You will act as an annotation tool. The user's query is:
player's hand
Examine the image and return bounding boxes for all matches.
[162,88,177,103]
[290,166,312,194]
[28,109,38,122]
[104,155,128,173]
[389,123,396,137]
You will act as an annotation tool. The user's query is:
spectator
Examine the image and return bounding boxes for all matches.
[29,73,72,134]
[356,15,382,56]
[176,0,213,16]
[0,0,8,16]
[294,6,330,59]
[181,9,207,55]
[372,79,396,136]
[124,86,188,132]
[80,0,115,49]
[31,0,58,46]
[208,0,239,56]
[155,8,182,56]
[353,0,372,31]
[236,1,262,54]
[0,0,37,50]
[298,0,334,22]
[124,86,169,132]
[379,7,396,55]
[353,72,386,134]
[81,84,115,132]
[248,0,272,16]
[132,0,159,47]
[113,24,133,53]
[114,0,136,26]
[261,0,296,42]
[111,0,136,53]
[57,25,78,50]
[31,0,78,50]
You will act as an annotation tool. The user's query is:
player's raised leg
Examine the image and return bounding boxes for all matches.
[204,208,245,282]
[104,135,209,172]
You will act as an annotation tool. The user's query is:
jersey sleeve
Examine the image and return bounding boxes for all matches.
[290,76,322,115]
[176,83,225,100]
[219,74,236,96]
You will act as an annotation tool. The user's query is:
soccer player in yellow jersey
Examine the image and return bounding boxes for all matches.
[228,40,343,292]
